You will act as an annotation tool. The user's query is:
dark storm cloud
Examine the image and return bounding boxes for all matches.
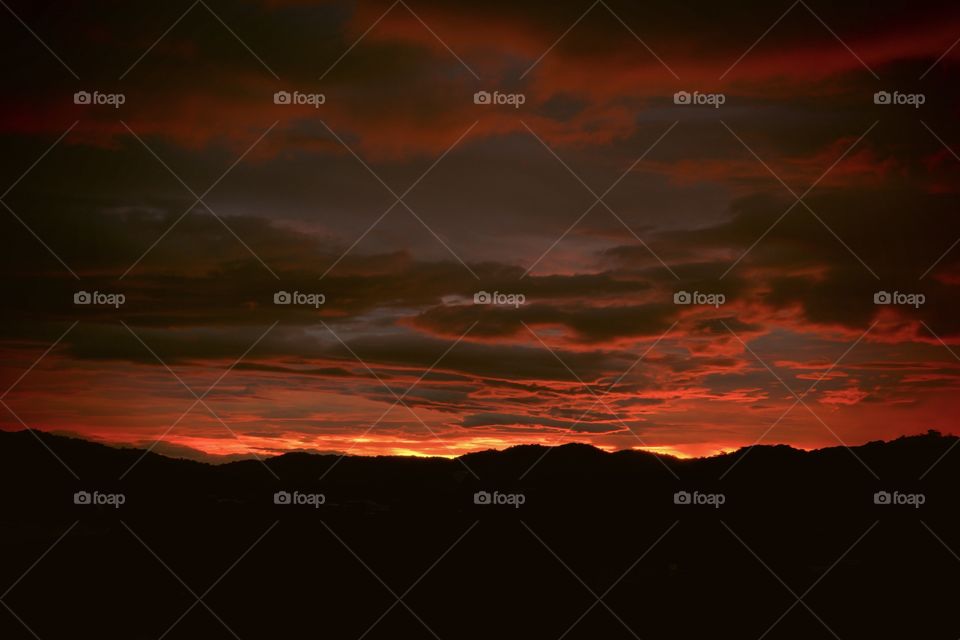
[679,189,960,332]
[461,411,620,434]
[407,302,677,342]
[2,0,959,456]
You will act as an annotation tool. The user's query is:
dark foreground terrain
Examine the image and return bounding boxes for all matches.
[1,429,958,639]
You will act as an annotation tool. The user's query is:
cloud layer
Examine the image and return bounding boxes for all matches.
[1,0,959,460]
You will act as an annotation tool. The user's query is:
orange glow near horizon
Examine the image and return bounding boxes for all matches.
[1,0,959,467]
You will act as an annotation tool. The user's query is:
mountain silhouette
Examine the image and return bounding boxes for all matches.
[1,429,957,639]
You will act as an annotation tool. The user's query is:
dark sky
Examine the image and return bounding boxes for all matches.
[1,0,959,460]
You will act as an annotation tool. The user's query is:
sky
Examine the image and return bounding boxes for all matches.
[1,0,959,461]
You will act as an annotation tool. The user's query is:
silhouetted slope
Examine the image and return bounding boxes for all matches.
[1,429,958,639]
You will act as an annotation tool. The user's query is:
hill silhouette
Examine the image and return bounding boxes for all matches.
[1,429,958,639]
